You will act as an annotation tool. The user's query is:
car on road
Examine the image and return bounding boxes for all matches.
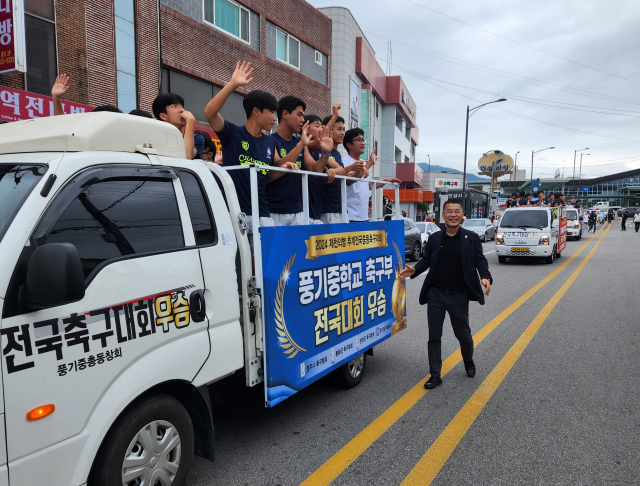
[462,218,495,242]
[565,207,582,240]
[415,221,441,250]
[617,207,638,217]
[403,217,423,261]
[495,206,566,264]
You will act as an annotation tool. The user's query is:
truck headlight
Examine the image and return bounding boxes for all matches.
[496,234,504,245]
[538,234,550,245]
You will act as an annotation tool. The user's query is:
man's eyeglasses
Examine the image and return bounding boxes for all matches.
[352,138,365,142]
[444,210,463,215]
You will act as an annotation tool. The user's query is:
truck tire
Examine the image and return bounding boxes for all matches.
[89,394,194,486]
[333,353,367,389]
[546,248,555,264]
[498,256,506,263]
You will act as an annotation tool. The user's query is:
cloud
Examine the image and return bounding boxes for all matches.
[309,0,640,179]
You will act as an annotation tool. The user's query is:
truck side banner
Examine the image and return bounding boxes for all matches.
[558,216,567,252]
[260,221,406,407]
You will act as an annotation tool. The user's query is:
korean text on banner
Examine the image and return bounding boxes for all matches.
[558,216,567,252]
[260,221,406,407]
[0,86,93,122]
[0,0,26,74]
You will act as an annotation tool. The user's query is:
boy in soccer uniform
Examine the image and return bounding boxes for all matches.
[152,93,203,160]
[204,61,297,244]
[303,111,346,224]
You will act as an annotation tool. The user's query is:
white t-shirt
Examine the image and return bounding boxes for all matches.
[344,154,370,222]
[634,213,640,222]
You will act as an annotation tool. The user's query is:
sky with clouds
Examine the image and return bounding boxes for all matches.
[309,0,640,180]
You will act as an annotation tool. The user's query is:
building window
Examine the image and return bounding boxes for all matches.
[276,29,300,69]
[24,0,56,96]
[204,0,250,44]
[114,0,137,113]
[376,101,379,119]
[315,50,322,65]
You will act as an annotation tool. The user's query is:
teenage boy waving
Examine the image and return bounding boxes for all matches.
[204,62,297,242]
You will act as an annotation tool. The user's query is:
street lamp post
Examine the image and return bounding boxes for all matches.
[462,98,507,191]
[530,147,555,194]
[573,147,589,197]
[578,153,590,194]
[427,154,431,173]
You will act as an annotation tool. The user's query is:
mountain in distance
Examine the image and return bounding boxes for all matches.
[417,163,490,182]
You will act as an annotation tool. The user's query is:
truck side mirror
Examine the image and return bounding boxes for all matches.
[20,243,85,310]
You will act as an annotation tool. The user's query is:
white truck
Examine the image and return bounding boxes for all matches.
[0,113,405,485]
[495,206,567,264]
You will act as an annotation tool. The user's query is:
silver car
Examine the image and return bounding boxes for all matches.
[462,218,496,242]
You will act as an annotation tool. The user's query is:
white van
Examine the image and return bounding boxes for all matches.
[0,113,405,485]
[495,206,566,264]
[564,207,582,240]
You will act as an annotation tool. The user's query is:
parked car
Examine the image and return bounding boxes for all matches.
[403,217,423,261]
[415,221,441,249]
[617,207,638,217]
[462,218,496,242]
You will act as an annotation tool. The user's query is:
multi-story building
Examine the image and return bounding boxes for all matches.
[1,0,332,131]
[318,7,418,179]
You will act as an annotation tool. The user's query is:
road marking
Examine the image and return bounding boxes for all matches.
[400,223,611,486]
[483,250,495,254]
[299,227,604,486]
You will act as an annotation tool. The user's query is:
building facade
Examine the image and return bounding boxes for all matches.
[318,7,418,179]
[1,0,332,129]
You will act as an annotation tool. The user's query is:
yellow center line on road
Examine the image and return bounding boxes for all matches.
[400,223,611,486]
[300,227,604,486]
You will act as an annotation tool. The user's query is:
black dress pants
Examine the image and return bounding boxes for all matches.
[621,221,626,230]
[635,222,639,232]
[426,287,473,377]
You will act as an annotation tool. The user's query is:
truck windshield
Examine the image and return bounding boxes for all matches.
[0,164,47,242]
[566,211,578,221]
[500,210,548,229]
[462,220,485,227]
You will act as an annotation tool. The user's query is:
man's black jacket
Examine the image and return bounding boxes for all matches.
[411,227,493,305]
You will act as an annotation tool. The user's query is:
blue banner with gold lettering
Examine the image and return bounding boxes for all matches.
[260,221,406,407]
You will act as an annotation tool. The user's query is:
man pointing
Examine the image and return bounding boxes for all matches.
[399,199,492,389]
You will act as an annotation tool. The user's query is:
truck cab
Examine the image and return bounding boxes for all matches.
[495,206,565,264]
[0,112,404,485]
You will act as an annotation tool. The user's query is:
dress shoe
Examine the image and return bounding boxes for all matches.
[424,375,442,389]
[464,359,476,378]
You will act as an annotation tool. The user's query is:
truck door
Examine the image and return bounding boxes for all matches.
[0,301,7,486]
[0,165,210,485]
[175,166,244,386]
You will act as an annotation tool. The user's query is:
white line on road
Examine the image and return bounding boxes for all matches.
[484,250,495,254]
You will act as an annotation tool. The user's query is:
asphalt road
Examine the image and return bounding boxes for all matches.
[187,221,639,485]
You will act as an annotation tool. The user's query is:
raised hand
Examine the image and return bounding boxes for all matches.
[318,125,333,153]
[51,74,70,99]
[368,148,378,166]
[332,103,341,116]
[230,61,254,88]
[299,121,311,146]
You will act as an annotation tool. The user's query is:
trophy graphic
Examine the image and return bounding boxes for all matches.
[391,242,407,335]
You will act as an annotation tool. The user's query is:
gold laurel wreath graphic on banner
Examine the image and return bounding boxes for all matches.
[275,254,307,359]
[391,241,407,335]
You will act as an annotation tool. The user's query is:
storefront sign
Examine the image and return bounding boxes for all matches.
[0,86,93,122]
[0,0,26,74]
[402,88,416,117]
[261,221,406,407]
[435,178,461,188]
[349,78,359,129]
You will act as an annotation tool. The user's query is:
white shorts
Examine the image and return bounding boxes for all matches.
[321,213,343,224]
[271,212,303,226]
[245,216,275,251]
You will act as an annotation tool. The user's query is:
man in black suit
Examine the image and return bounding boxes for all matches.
[400,198,492,389]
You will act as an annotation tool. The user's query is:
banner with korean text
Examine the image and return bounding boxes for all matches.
[0,0,26,74]
[261,221,406,407]
[0,86,93,122]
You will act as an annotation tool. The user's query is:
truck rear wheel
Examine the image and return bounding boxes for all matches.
[333,353,367,389]
[89,394,194,486]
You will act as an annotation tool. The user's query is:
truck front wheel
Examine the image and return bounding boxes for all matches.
[89,394,194,486]
[333,353,367,389]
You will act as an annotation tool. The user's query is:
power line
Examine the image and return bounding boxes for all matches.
[391,61,640,144]
[366,32,640,106]
[377,57,640,117]
[402,0,640,86]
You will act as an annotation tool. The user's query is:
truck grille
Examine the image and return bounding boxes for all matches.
[507,249,537,256]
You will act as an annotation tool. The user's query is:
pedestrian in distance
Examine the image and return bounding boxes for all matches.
[588,211,597,233]
[621,210,628,231]
[634,210,640,232]
[399,198,492,390]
